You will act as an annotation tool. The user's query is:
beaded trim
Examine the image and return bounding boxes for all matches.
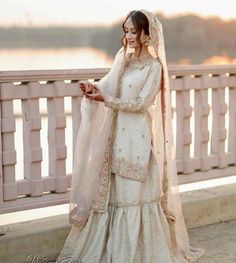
[108,198,160,208]
[126,57,157,70]
[111,154,148,182]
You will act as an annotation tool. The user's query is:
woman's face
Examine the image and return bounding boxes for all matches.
[124,17,147,49]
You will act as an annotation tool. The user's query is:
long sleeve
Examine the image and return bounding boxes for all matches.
[104,61,162,113]
[94,47,124,95]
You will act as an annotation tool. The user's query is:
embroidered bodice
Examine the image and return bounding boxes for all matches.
[104,57,162,182]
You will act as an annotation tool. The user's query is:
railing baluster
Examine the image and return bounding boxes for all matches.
[21,82,43,196]
[211,75,228,168]
[228,74,236,165]
[174,77,184,172]
[47,81,67,193]
[0,83,17,201]
[71,96,82,164]
[194,76,211,170]
[176,77,193,173]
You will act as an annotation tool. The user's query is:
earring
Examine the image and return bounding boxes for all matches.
[144,36,152,46]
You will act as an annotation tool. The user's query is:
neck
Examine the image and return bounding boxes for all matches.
[132,45,150,59]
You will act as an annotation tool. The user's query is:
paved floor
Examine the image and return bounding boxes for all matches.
[189,219,236,263]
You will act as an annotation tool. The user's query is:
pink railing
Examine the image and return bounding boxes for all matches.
[0,65,236,214]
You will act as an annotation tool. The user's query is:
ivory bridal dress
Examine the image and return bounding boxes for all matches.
[56,9,204,263]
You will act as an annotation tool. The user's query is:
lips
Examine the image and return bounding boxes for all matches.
[128,41,135,45]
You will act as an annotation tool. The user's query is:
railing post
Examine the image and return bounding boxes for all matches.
[71,96,82,163]
[0,83,17,201]
[228,74,236,164]
[175,76,193,174]
[47,81,67,193]
[21,82,43,197]
[211,75,229,168]
[194,75,211,170]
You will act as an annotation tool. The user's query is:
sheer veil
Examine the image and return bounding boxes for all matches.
[138,9,204,261]
[69,9,204,262]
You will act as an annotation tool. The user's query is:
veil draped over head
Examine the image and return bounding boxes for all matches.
[139,9,204,262]
[69,9,204,262]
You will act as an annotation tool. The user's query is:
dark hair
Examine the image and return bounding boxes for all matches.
[121,10,150,58]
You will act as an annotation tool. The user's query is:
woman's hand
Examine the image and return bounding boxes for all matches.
[79,81,95,94]
[79,81,105,102]
[84,87,106,102]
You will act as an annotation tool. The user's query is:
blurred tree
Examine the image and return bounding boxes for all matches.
[1,13,235,64]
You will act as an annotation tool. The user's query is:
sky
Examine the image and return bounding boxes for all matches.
[0,0,236,27]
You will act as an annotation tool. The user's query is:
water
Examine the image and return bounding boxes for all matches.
[0,47,113,71]
[0,47,236,71]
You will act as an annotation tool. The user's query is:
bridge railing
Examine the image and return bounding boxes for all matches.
[0,64,236,214]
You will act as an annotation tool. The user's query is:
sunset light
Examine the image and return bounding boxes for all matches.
[0,0,235,27]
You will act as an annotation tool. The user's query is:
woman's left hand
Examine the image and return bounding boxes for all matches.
[84,87,106,102]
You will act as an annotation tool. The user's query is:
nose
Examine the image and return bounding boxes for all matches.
[126,31,132,39]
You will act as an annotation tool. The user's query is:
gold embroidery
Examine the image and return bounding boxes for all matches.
[126,57,156,70]
[111,154,148,182]
[91,141,110,211]
[104,62,161,113]
[93,62,127,211]
[108,198,160,208]
[105,96,146,113]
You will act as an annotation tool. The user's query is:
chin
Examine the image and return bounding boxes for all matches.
[128,44,137,49]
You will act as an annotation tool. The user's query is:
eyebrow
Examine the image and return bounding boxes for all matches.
[124,26,136,30]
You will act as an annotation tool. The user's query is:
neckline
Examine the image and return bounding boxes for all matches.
[128,54,154,63]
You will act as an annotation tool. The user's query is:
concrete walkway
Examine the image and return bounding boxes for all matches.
[1,183,236,263]
[189,219,236,263]
[1,219,235,262]
[49,220,236,263]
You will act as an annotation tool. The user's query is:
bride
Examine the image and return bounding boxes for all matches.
[56,9,204,263]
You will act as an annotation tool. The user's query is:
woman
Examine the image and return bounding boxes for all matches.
[56,10,204,263]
